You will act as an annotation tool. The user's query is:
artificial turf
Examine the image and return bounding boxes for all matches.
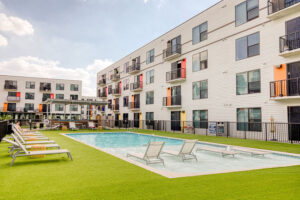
[0,129,299,200]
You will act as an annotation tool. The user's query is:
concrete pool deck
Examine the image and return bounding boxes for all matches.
[62,132,300,178]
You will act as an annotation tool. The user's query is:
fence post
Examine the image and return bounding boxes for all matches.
[265,123,268,141]
[227,122,229,138]
[29,119,32,130]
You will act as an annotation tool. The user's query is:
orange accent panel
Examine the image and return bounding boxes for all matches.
[3,103,7,112]
[274,64,287,97]
[39,104,43,112]
[167,88,171,106]
[16,92,21,97]
[181,59,186,78]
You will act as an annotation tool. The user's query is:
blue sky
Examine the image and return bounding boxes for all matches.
[0,0,219,95]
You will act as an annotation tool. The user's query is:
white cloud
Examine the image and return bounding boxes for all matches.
[143,0,167,8]
[0,13,34,36]
[0,34,7,46]
[0,56,113,96]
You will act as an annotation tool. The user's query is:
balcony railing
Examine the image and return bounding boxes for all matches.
[113,104,120,111]
[100,91,107,98]
[108,104,112,110]
[166,68,186,83]
[268,0,300,15]
[7,96,21,102]
[40,86,51,92]
[111,74,120,81]
[270,77,300,98]
[129,102,140,110]
[163,44,182,60]
[128,64,140,74]
[112,88,121,96]
[130,81,143,92]
[4,84,17,90]
[98,79,106,85]
[279,31,300,54]
[162,95,182,107]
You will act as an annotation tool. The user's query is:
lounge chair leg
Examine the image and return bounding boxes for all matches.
[11,156,16,166]
[68,153,73,161]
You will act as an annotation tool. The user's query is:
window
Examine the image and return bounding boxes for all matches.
[236,69,260,95]
[42,93,51,101]
[70,84,79,91]
[108,85,112,94]
[192,22,208,45]
[26,81,35,89]
[192,51,208,72]
[123,79,129,91]
[25,93,34,100]
[146,91,154,105]
[237,108,261,131]
[236,32,260,60]
[5,80,17,89]
[123,96,129,107]
[146,69,154,85]
[40,83,51,91]
[146,49,155,64]
[108,99,112,109]
[56,94,64,99]
[146,112,154,121]
[123,62,129,74]
[235,0,259,26]
[192,80,208,99]
[56,83,64,90]
[70,95,78,100]
[25,103,34,111]
[55,104,64,111]
[70,105,78,112]
[193,110,208,129]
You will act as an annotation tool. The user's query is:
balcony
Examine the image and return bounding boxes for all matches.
[4,84,17,90]
[112,88,121,96]
[7,96,21,102]
[129,102,140,111]
[111,74,120,82]
[270,78,300,100]
[279,31,300,57]
[40,86,51,92]
[163,44,182,61]
[166,68,186,83]
[99,91,107,98]
[130,81,143,92]
[267,0,300,20]
[128,64,140,75]
[113,104,120,112]
[162,95,182,108]
[98,79,106,86]
[108,104,112,110]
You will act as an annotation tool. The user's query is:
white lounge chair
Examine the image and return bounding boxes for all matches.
[231,146,269,157]
[196,146,237,157]
[162,139,198,161]
[3,138,60,157]
[12,126,49,141]
[14,124,43,136]
[10,134,72,166]
[12,131,56,145]
[69,122,79,131]
[88,121,97,130]
[127,141,165,166]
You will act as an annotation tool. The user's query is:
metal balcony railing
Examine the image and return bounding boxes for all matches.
[268,0,300,15]
[163,44,182,59]
[128,64,140,74]
[100,91,107,98]
[113,88,121,95]
[166,68,186,82]
[110,74,120,81]
[162,95,181,107]
[129,102,140,109]
[279,31,300,53]
[98,79,106,85]
[4,84,17,90]
[130,81,143,91]
[270,77,300,97]
[113,104,119,111]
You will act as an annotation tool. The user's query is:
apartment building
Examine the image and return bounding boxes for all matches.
[81,96,105,120]
[0,75,82,120]
[97,0,300,137]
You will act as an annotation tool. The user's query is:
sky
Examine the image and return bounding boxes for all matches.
[0,0,219,96]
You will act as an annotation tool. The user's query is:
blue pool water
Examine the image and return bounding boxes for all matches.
[66,132,300,177]
[67,132,183,148]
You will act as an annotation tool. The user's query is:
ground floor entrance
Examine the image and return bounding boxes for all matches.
[288,106,300,141]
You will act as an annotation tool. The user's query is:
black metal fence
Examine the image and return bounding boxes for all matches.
[163,44,182,59]
[0,121,8,142]
[279,31,300,53]
[270,77,300,97]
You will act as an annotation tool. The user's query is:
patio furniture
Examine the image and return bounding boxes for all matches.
[69,122,79,131]
[127,141,165,166]
[88,121,97,130]
[162,139,198,161]
[231,146,269,157]
[196,146,237,157]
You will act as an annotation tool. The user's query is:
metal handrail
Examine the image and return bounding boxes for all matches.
[163,44,182,59]
[166,68,186,82]
[279,30,300,53]
[270,77,300,97]
[162,95,181,106]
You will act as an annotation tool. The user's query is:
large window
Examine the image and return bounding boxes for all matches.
[236,32,260,60]
[235,0,259,26]
[146,91,154,105]
[236,69,260,95]
[192,80,208,100]
[70,95,78,100]
[146,69,154,85]
[25,93,34,100]
[56,94,64,99]
[123,96,129,107]
[55,104,64,111]
[70,84,79,91]
[70,105,78,112]
[108,85,112,94]
[192,22,208,45]
[146,49,155,64]
[56,83,64,90]
[192,51,208,72]
[146,112,154,121]
[25,103,34,111]
[123,62,129,74]
[25,81,35,89]
[237,108,261,131]
[123,79,129,91]
[193,110,208,129]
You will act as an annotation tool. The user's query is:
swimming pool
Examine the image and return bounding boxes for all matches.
[65,132,300,178]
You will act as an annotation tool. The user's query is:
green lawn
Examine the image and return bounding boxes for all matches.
[0,129,300,200]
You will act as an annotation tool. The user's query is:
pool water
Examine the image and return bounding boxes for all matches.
[67,132,300,177]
